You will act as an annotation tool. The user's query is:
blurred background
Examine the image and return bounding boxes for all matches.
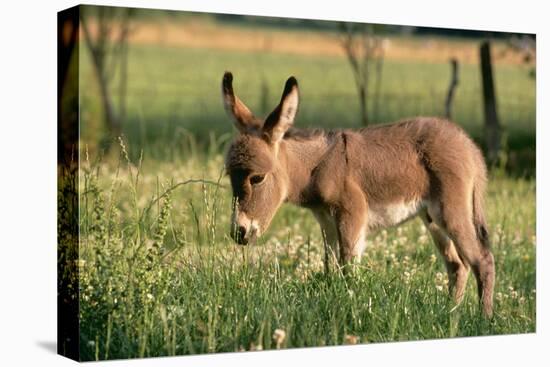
[74,5,535,175]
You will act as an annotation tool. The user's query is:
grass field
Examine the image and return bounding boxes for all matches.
[70,145,535,361]
[67,16,537,361]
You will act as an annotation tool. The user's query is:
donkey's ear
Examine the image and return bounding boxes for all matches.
[263,76,299,144]
[222,72,262,133]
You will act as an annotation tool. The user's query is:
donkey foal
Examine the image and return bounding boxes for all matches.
[221,72,495,317]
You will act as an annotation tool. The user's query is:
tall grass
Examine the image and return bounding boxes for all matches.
[73,141,535,361]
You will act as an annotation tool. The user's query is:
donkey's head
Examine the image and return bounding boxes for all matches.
[222,72,299,245]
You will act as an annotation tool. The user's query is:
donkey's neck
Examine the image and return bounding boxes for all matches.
[280,134,331,206]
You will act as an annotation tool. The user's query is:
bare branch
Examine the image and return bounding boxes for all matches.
[80,8,135,149]
[445,58,459,119]
[339,22,385,126]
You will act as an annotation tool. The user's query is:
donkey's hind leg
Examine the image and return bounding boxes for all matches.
[421,212,469,304]
[437,186,495,317]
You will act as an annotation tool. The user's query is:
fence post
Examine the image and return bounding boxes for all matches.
[480,41,502,165]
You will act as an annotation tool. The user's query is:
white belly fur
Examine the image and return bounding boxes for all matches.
[368,200,425,230]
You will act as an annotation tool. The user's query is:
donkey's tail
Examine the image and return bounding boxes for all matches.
[473,164,490,249]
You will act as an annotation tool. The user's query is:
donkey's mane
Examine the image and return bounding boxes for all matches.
[283,127,339,141]
[282,122,402,141]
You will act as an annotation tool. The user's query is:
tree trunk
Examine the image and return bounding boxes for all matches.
[95,64,121,138]
[480,41,502,165]
[372,53,384,123]
[81,20,121,139]
[80,10,127,151]
[358,86,368,126]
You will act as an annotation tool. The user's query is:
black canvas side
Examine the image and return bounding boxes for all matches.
[57,4,80,362]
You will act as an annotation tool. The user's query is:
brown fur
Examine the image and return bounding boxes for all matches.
[222,72,495,317]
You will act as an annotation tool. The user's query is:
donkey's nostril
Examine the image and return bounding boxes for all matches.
[231,224,248,244]
[237,225,247,241]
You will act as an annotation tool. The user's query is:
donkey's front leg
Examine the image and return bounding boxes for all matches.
[313,210,340,274]
[335,180,368,274]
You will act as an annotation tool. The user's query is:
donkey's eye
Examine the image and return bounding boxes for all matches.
[250,174,266,185]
